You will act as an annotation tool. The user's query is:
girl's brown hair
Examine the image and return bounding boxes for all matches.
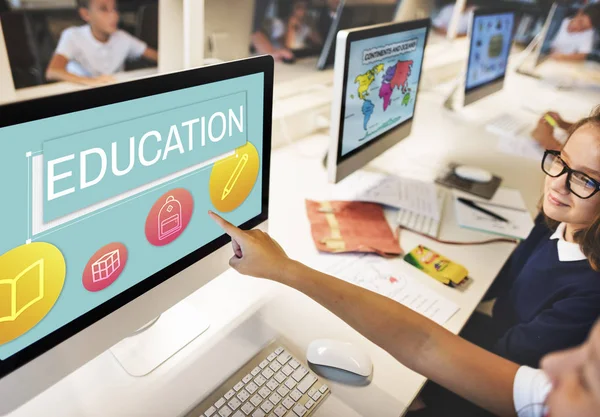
[543,106,600,271]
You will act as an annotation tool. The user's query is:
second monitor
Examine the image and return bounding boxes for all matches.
[327,18,431,183]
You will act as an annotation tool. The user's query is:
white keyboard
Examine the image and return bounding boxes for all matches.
[186,341,330,417]
[396,188,446,238]
[485,113,530,137]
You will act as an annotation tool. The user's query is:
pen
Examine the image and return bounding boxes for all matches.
[457,197,509,223]
[544,114,559,128]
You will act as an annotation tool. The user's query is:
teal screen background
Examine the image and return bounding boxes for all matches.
[0,73,265,360]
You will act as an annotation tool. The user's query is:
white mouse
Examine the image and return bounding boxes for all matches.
[454,165,493,183]
[306,339,373,377]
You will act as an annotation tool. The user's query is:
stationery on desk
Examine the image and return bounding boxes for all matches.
[318,253,460,326]
[453,188,534,240]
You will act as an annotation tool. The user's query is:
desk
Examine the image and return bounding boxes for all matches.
[6,65,600,417]
[11,67,158,103]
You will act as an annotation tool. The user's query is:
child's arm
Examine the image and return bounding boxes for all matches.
[45,54,115,86]
[142,47,158,63]
[550,51,588,62]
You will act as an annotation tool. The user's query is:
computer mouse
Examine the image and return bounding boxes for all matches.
[454,165,493,183]
[306,339,373,377]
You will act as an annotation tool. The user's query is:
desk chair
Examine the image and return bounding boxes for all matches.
[135,2,157,50]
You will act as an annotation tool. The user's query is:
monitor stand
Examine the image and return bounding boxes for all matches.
[109,300,210,377]
[443,75,465,111]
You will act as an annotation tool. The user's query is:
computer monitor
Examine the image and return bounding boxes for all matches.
[204,0,255,62]
[0,55,274,413]
[317,0,401,70]
[463,7,515,106]
[251,0,338,59]
[327,18,430,183]
[534,3,571,67]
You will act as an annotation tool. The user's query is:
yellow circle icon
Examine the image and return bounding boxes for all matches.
[0,242,66,346]
[209,142,260,212]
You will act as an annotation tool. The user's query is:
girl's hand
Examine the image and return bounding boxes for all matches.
[208,211,291,282]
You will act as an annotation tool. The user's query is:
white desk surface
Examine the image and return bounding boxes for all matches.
[6,64,600,417]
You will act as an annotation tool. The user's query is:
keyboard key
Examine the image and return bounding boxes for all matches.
[232,411,244,417]
[276,386,290,398]
[276,352,291,365]
[259,360,269,369]
[260,400,274,413]
[266,379,279,391]
[284,378,296,390]
[241,402,254,415]
[311,392,322,402]
[274,371,287,384]
[204,406,217,416]
[219,405,233,417]
[288,360,300,370]
[234,382,245,392]
[254,375,267,387]
[289,389,302,402]
[215,398,226,409]
[319,385,329,394]
[282,397,295,410]
[237,389,250,403]
[275,347,284,355]
[304,399,314,409]
[293,404,307,416]
[261,368,274,380]
[307,388,317,398]
[225,390,236,400]
[296,374,317,394]
[251,410,265,417]
[242,374,253,384]
[246,382,258,394]
[267,352,278,362]
[228,398,241,411]
[251,367,261,376]
[291,367,308,382]
[281,365,294,376]
[269,393,282,405]
[274,405,287,417]
[258,386,271,399]
[250,394,263,407]
[269,361,282,372]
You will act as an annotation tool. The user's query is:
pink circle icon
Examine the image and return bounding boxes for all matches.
[82,243,128,292]
[145,188,194,246]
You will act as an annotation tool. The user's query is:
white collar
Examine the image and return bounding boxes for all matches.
[549,223,587,262]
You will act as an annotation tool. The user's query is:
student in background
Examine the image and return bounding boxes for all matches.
[251,0,295,62]
[208,209,600,417]
[285,0,322,51]
[432,1,477,36]
[550,3,600,61]
[532,111,575,151]
[46,0,158,86]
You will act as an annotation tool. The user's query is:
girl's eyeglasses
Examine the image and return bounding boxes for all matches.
[542,150,600,199]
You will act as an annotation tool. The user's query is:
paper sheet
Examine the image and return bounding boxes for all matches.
[319,254,459,326]
[333,172,441,220]
[453,188,535,240]
[496,134,545,161]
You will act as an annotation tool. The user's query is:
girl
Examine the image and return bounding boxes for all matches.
[208,211,600,417]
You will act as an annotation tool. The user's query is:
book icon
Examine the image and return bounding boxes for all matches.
[0,259,45,323]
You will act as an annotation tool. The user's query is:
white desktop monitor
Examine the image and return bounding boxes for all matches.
[0,55,274,414]
[534,3,571,68]
[463,7,515,107]
[204,0,255,62]
[327,18,430,183]
[317,0,401,70]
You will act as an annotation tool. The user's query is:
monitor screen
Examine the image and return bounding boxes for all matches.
[252,0,338,58]
[339,25,427,158]
[465,11,515,93]
[0,65,270,376]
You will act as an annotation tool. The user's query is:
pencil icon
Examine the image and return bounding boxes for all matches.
[222,153,249,200]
